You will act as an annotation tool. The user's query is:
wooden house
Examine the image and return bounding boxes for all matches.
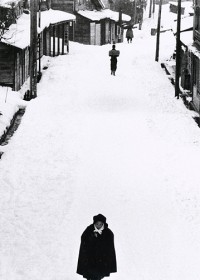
[75,9,129,45]
[179,30,193,91]
[177,16,193,92]
[51,0,74,13]
[0,42,29,89]
[169,3,185,15]
[0,0,25,44]
[0,0,27,89]
[189,0,200,112]
[51,0,113,11]
[50,0,131,45]
[170,13,193,94]
[0,7,75,90]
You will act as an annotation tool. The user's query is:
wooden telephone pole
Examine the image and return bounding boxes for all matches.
[30,0,38,98]
[175,0,181,99]
[155,0,162,61]
[149,0,152,17]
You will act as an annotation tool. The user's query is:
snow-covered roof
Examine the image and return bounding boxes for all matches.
[172,15,193,34]
[39,9,76,30]
[180,30,193,46]
[189,44,200,59]
[78,9,131,22]
[169,1,194,16]
[0,0,20,8]
[1,9,76,49]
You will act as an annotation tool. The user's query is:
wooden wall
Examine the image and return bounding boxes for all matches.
[75,16,119,45]
[43,23,69,57]
[101,19,111,45]
[74,0,96,12]
[51,0,74,13]
[0,21,71,91]
[74,15,90,44]
[14,47,29,91]
[0,44,14,87]
[0,44,29,90]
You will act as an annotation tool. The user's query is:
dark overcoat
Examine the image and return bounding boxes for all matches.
[110,57,117,71]
[126,28,133,39]
[77,223,117,279]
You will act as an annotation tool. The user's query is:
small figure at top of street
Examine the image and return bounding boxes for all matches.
[126,27,134,43]
[77,214,117,280]
[109,44,120,76]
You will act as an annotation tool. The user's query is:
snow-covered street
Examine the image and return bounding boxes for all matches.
[0,12,200,280]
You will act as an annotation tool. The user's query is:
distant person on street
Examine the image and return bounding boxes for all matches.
[126,27,134,43]
[109,44,120,76]
[77,214,117,280]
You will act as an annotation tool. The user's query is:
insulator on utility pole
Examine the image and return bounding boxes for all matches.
[30,0,38,98]
[175,0,181,99]
[155,0,162,61]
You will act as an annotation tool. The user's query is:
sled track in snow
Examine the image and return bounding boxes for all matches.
[0,109,25,159]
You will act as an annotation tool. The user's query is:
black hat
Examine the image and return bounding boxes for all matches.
[93,214,106,224]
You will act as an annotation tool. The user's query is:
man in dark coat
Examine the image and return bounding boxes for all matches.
[109,45,120,76]
[77,214,117,280]
[126,28,134,43]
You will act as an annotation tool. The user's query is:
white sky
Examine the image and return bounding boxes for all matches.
[0,3,200,280]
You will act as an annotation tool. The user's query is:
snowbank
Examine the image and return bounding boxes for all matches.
[0,87,27,142]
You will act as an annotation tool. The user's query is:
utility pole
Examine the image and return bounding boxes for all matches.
[153,0,155,14]
[155,0,162,61]
[175,0,181,99]
[133,0,137,24]
[149,0,152,18]
[38,0,41,77]
[30,0,38,98]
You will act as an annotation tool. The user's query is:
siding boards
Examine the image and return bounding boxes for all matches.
[0,19,72,90]
[0,44,14,86]
[95,23,101,45]
[0,44,29,90]
[75,15,90,44]
[51,0,74,13]
[101,19,110,45]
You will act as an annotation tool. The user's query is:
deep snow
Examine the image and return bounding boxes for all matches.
[0,4,200,280]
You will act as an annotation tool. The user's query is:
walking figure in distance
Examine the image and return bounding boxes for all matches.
[77,214,117,280]
[126,27,134,43]
[109,44,120,76]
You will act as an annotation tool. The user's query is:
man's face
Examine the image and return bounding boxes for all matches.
[94,221,104,229]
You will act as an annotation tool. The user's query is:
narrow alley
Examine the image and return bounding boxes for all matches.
[0,15,200,280]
